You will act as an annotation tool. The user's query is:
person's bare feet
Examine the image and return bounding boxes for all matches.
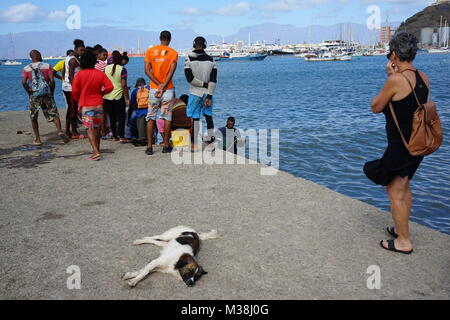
[33,139,42,146]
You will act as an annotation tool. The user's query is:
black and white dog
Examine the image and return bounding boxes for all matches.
[122,226,218,288]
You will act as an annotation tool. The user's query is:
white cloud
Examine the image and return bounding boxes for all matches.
[47,10,68,22]
[215,2,251,16]
[178,7,205,16]
[258,0,331,12]
[0,3,67,23]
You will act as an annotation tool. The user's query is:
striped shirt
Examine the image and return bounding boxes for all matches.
[95,60,107,72]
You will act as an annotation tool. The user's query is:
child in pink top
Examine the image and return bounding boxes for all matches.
[72,50,113,161]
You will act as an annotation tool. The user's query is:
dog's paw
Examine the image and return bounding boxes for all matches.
[122,272,135,281]
[133,240,144,246]
[128,280,139,288]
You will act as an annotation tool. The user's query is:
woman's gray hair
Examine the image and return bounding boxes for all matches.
[389,32,418,62]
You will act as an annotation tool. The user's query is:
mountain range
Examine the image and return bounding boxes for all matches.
[1,22,386,59]
[398,2,450,40]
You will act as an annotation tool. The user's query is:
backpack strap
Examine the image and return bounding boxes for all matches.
[400,69,427,107]
[389,102,410,150]
[390,69,430,151]
[389,69,417,150]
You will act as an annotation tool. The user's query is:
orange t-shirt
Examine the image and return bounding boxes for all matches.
[145,45,178,90]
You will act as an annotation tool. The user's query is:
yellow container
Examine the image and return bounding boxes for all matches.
[172,129,191,147]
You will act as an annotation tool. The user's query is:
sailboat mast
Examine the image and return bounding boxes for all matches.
[9,33,17,60]
[445,20,448,48]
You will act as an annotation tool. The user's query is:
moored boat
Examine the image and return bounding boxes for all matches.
[0,60,22,66]
[215,52,268,62]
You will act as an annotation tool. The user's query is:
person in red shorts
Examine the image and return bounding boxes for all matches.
[72,49,114,161]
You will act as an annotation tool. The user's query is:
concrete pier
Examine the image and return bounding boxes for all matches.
[0,110,449,300]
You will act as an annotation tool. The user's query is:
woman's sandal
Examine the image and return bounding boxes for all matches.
[380,240,414,255]
[87,154,101,161]
[72,134,86,140]
[386,227,399,239]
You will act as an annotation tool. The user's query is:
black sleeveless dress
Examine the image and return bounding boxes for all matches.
[364,70,428,186]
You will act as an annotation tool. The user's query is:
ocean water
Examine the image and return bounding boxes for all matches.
[1,54,449,234]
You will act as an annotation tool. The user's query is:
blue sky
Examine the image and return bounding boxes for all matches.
[0,0,434,35]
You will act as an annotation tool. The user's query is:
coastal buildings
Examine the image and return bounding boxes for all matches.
[380,26,392,46]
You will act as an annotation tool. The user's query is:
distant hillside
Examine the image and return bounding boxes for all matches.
[0,22,380,59]
[397,2,450,38]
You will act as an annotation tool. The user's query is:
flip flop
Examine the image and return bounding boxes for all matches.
[386,227,399,239]
[380,240,414,255]
[88,154,101,161]
[33,142,43,146]
[72,135,86,140]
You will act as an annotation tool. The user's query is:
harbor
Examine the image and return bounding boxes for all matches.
[2,52,449,235]
[0,110,449,300]
[0,0,449,303]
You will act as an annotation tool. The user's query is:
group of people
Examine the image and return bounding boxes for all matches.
[21,30,243,161]
[22,29,429,255]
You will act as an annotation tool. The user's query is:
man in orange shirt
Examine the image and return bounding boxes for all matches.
[144,30,178,155]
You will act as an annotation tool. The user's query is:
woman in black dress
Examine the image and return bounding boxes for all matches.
[364,32,430,255]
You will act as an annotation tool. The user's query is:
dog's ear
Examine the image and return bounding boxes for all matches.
[175,259,188,270]
[197,265,208,276]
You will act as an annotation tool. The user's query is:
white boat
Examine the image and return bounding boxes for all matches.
[1,34,22,66]
[1,59,22,66]
[335,55,352,61]
[304,51,351,62]
[304,54,335,62]
[215,52,267,62]
[428,48,449,54]
[43,56,65,60]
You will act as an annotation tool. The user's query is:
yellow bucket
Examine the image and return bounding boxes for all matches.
[172,129,191,147]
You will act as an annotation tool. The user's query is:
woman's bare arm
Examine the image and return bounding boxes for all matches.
[371,74,399,114]
[69,59,79,84]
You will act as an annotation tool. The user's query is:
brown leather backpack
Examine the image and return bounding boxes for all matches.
[389,71,443,157]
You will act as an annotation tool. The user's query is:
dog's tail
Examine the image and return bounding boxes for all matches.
[199,230,219,241]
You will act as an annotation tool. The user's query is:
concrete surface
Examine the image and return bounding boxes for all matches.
[0,110,449,300]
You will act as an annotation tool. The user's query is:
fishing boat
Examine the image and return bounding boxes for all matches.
[42,55,66,60]
[335,54,352,61]
[270,48,295,56]
[304,51,352,62]
[215,52,267,62]
[428,48,449,53]
[304,52,334,62]
[0,60,22,66]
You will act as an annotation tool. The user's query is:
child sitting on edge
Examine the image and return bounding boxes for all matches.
[128,78,153,146]
[72,49,114,161]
